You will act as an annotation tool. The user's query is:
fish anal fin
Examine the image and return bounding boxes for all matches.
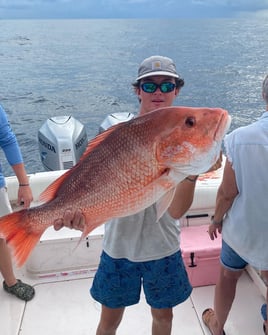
[73,218,104,251]
[156,188,176,221]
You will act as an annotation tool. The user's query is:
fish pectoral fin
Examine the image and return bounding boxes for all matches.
[156,188,176,222]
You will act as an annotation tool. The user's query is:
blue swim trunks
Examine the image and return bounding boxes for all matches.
[90,250,192,309]
[220,240,248,271]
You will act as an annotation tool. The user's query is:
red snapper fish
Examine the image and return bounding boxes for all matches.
[0,106,231,266]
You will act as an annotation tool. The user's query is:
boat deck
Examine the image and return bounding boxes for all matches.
[0,266,265,335]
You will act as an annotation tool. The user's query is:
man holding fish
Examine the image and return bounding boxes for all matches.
[53,56,227,335]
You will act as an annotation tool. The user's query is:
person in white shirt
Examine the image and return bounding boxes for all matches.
[202,74,268,335]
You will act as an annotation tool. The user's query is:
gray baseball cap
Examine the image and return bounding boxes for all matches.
[136,55,179,81]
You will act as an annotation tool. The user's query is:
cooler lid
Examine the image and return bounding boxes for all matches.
[180,225,221,258]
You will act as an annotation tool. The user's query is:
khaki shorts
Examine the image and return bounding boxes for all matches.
[0,187,12,217]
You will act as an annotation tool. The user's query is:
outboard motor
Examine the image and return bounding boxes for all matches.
[99,112,135,133]
[38,116,88,171]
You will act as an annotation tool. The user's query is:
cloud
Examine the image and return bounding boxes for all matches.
[1,0,268,19]
[193,0,268,11]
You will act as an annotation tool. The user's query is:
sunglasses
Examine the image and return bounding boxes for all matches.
[140,82,176,93]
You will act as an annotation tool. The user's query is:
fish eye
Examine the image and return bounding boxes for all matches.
[185,116,196,127]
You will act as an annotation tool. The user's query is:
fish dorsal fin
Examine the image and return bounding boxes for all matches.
[79,123,121,161]
[39,172,71,202]
[39,124,121,203]
[156,187,176,221]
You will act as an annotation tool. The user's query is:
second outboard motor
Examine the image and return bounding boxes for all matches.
[99,112,135,133]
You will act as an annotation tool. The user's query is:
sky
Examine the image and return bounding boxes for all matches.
[1,0,268,19]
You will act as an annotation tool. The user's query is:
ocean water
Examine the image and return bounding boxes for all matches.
[1,18,268,175]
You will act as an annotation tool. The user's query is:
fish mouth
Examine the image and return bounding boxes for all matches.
[214,112,231,141]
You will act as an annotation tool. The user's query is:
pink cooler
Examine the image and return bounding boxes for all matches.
[180,224,222,287]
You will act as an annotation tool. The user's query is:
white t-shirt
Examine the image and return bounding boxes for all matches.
[103,203,180,262]
[222,112,268,270]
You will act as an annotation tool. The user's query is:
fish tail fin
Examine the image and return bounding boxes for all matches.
[0,210,44,267]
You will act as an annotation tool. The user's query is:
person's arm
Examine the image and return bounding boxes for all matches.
[12,162,33,208]
[0,107,33,209]
[168,152,223,219]
[168,175,198,219]
[208,159,238,240]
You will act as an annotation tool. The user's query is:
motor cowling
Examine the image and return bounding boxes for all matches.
[99,112,135,133]
[38,116,88,171]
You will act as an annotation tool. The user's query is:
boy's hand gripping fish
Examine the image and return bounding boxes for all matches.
[0,106,231,266]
